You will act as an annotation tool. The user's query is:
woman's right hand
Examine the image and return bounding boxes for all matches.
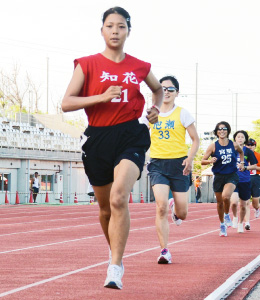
[210,157,217,164]
[101,86,122,103]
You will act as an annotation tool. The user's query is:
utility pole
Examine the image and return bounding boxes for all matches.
[195,63,198,128]
[47,57,49,114]
[235,93,238,131]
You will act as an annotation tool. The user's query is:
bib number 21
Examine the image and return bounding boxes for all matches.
[111,89,128,102]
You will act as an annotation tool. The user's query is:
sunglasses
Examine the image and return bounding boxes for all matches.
[162,86,177,93]
[217,127,228,131]
[247,144,255,146]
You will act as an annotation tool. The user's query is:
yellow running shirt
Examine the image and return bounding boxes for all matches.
[150,106,192,159]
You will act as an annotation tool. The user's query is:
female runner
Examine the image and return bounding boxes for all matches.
[230,131,257,232]
[147,75,199,263]
[244,138,260,226]
[201,121,244,237]
[62,7,163,289]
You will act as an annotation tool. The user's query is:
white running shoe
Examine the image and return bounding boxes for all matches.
[219,224,227,237]
[157,248,172,264]
[104,264,124,289]
[232,217,238,228]
[237,223,244,233]
[108,249,124,275]
[169,198,182,226]
[224,214,233,228]
[255,209,260,218]
[108,248,112,265]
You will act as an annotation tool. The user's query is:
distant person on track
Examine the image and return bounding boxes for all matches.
[61,6,163,290]
[146,75,199,264]
[87,183,97,203]
[231,132,257,232]
[30,172,39,203]
[245,138,260,222]
[201,121,244,237]
[194,176,202,203]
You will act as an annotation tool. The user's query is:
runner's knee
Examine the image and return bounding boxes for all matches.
[110,189,128,210]
[156,202,168,218]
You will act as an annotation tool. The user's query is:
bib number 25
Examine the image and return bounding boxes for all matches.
[221,154,231,164]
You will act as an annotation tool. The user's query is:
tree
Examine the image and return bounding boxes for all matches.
[26,73,41,113]
[192,147,211,178]
[249,119,260,152]
[0,64,41,113]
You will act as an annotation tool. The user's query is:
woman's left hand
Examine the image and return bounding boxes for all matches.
[182,158,192,176]
[238,163,245,171]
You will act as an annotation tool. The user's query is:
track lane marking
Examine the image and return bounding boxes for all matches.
[0,208,216,227]
[0,228,220,298]
[0,214,219,254]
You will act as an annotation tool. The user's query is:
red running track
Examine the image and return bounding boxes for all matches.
[0,203,259,300]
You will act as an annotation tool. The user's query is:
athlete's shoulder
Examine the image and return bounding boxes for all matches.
[228,139,235,146]
[125,53,149,64]
[75,53,100,63]
[125,54,151,69]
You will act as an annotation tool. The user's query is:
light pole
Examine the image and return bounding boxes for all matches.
[47,57,49,114]
[235,93,238,131]
[195,63,198,128]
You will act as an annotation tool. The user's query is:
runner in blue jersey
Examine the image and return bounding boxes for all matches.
[230,130,257,233]
[201,121,244,237]
[244,139,260,226]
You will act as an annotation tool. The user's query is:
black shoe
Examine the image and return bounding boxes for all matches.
[245,224,250,230]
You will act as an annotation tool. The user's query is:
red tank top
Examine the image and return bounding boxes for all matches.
[74,53,151,126]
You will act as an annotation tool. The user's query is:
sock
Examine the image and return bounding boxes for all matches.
[220,222,225,226]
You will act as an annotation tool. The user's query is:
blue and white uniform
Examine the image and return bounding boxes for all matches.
[212,140,239,193]
[234,146,257,200]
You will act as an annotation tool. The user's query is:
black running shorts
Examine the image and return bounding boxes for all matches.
[250,175,260,198]
[81,120,150,186]
[213,172,239,193]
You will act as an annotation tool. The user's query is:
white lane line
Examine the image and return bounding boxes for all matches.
[0,228,220,298]
[0,209,156,226]
[0,211,216,237]
[0,224,92,237]
[0,207,216,227]
[0,215,97,226]
[0,210,98,220]
[204,255,260,300]
[0,214,217,254]
[0,261,108,298]
[0,207,87,216]
[0,217,156,237]
[0,234,104,254]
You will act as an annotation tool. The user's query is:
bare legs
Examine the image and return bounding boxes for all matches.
[153,184,188,249]
[153,184,170,249]
[93,159,139,266]
[215,183,236,223]
[231,192,250,226]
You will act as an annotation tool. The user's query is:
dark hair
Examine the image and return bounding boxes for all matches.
[159,75,179,91]
[213,121,231,137]
[233,130,249,144]
[102,7,131,30]
[35,172,38,175]
[247,138,256,146]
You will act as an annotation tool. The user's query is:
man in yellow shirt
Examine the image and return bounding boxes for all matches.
[147,75,199,263]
